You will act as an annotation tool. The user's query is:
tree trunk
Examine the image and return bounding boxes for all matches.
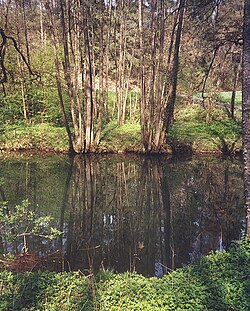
[83,11,94,152]
[47,0,74,154]
[242,0,250,237]
[164,0,186,134]
[230,54,241,120]
[138,0,149,151]
[95,1,105,145]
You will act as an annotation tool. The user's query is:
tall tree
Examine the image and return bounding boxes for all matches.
[242,0,250,237]
[164,0,186,134]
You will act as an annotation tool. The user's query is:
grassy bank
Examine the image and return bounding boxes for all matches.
[168,103,242,154]
[0,238,249,310]
[0,101,242,154]
[0,123,69,153]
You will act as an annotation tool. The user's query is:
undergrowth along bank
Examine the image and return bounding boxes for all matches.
[0,237,249,310]
[0,103,243,154]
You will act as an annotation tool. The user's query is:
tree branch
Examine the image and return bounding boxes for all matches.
[0,28,39,83]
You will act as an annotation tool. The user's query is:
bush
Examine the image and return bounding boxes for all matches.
[96,238,250,310]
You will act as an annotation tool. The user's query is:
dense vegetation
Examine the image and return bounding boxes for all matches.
[0,238,249,310]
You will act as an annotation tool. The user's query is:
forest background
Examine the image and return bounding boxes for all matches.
[0,0,244,155]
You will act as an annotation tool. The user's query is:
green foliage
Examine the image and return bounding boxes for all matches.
[97,238,250,310]
[0,238,249,310]
[193,238,250,310]
[0,84,69,127]
[0,200,62,250]
[0,93,24,124]
[0,271,91,310]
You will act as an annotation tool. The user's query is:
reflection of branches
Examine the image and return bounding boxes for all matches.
[0,28,39,84]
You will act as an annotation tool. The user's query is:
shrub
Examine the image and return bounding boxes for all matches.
[0,238,249,310]
[0,271,92,310]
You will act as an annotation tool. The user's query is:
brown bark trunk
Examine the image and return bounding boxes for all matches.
[242,0,250,237]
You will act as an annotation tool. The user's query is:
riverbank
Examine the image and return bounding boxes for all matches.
[0,237,249,310]
[0,103,242,155]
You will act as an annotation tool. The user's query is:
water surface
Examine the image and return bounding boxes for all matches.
[0,153,245,276]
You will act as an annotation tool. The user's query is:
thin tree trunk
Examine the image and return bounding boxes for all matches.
[230,56,241,120]
[95,1,105,145]
[83,11,94,152]
[138,0,148,151]
[47,1,74,154]
[22,0,31,66]
[59,0,79,145]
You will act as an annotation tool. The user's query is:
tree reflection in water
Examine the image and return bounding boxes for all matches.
[61,156,244,276]
[0,155,245,276]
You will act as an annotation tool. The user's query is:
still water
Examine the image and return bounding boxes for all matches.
[0,153,245,276]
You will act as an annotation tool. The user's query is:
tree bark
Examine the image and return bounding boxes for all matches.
[230,54,241,120]
[242,0,250,237]
[138,0,149,151]
[83,9,94,152]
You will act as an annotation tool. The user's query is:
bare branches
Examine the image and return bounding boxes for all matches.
[0,28,38,84]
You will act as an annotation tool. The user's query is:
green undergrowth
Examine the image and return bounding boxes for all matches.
[99,120,142,152]
[0,238,249,310]
[168,103,242,154]
[0,100,243,154]
[0,123,69,152]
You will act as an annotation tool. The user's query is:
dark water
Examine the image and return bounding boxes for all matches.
[0,153,245,276]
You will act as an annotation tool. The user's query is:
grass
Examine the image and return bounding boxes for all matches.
[218,91,242,106]
[99,120,142,152]
[0,123,69,152]
[168,102,242,154]
[0,121,143,153]
[0,237,249,310]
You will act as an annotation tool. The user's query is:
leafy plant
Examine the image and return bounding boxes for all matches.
[0,237,249,310]
[0,200,62,253]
